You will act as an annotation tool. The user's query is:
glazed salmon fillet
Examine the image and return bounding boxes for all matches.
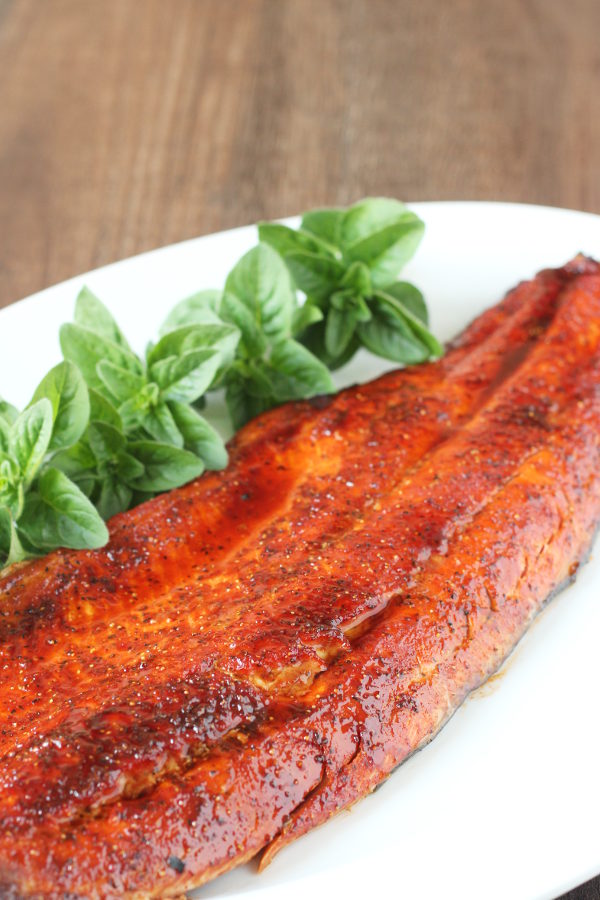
[1,257,600,898]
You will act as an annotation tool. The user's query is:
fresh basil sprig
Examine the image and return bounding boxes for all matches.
[0,197,441,571]
[0,364,108,568]
[160,244,334,429]
[56,288,234,517]
[259,197,442,368]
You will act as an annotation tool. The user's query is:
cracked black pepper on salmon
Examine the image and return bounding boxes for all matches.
[1,256,600,898]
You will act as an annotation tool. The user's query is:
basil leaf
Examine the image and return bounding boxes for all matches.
[300,321,361,371]
[159,290,224,335]
[142,402,183,448]
[0,459,23,518]
[159,293,243,366]
[258,223,334,259]
[51,443,97,499]
[88,389,123,430]
[74,287,132,350]
[31,361,90,452]
[383,281,429,325]
[0,506,31,566]
[118,385,159,433]
[225,379,271,430]
[357,313,428,364]
[168,401,228,470]
[0,398,18,427]
[283,252,345,301]
[219,292,266,358]
[230,359,273,397]
[225,244,295,340]
[269,339,334,400]
[330,291,372,321]
[0,419,9,453]
[126,441,205,492]
[149,349,220,403]
[0,506,11,559]
[300,208,344,250]
[115,451,144,483]
[325,291,371,360]
[291,302,323,335]
[88,422,126,463]
[147,323,238,369]
[340,197,409,246]
[96,361,146,405]
[69,473,96,498]
[340,260,373,296]
[10,400,53,486]
[325,307,358,359]
[20,468,109,550]
[60,323,142,390]
[356,293,430,364]
[374,289,443,356]
[96,478,132,520]
[344,214,425,289]
[52,441,97,478]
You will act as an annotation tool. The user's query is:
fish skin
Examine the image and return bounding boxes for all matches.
[0,257,599,897]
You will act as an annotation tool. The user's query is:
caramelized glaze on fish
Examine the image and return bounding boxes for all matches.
[1,257,599,898]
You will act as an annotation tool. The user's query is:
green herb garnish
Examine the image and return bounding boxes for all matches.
[55,288,234,518]
[0,364,108,567]
[0,198,441,570]
[259,197,442,368]
[166,244,333,429]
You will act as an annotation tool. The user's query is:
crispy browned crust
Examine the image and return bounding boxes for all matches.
[1,257,599,898]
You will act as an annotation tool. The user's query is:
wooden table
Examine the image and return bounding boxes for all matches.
[0,1,598,896]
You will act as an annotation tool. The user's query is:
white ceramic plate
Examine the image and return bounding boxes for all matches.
[1,203,599,900]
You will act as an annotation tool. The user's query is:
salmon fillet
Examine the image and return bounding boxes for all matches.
[1,257,600,898]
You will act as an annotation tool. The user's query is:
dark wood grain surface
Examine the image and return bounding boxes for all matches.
[1,1,599,897]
